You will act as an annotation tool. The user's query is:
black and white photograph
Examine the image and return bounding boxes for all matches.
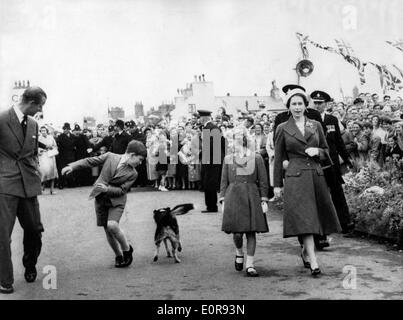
[0,0,402,306]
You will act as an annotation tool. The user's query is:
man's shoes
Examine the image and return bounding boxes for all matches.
[24,267,37,283]
[342,223,355,234]
[0,284,14,294]
[122,245,134,267]
[202,208,218,213]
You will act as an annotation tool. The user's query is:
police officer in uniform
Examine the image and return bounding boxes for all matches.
[197,110,225,213]
[111,120,132,154]
[310,91,354,240]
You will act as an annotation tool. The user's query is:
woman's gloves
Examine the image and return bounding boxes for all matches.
[305,147,320,157]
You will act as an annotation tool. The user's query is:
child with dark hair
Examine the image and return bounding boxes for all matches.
[61,140,147,268]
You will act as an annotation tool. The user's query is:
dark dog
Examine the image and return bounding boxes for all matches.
[153,203,194,263]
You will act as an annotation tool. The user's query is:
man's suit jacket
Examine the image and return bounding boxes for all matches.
[321,114,350,179]
[0,108,41,198]
[68,152,137,207]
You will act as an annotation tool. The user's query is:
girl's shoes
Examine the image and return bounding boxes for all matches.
[310,267,321,276]
[245,266,259,277]
[300,252,311,269]
[234,255,244,271]
[159,186,168,192]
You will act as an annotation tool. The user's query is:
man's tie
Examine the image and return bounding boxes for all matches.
[21,115,28,138]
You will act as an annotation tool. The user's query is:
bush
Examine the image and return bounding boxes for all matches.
[344,158,403,246]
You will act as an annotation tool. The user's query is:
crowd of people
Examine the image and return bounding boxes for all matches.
[37,92,403,196]
[35,89,403,277]
[2,85,403,294]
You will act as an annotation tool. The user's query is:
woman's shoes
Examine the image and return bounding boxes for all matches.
[300,253,311,269]
[234,255,244,271]
[245,266,259,277]
[310,267,321,276]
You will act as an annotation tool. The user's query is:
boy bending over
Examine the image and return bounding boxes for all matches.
[62,140,147,267]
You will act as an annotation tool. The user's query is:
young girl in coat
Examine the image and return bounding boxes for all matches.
[219,129,269,277]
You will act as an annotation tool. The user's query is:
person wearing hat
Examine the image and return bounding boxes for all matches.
[61,140,147,268]
[273,86,341,276]
[56,122,77,189]
[273,85,322,136]
[196,109,225,212]
[111,119,132,155]
[310,90,354,239]
[73,125,93,187]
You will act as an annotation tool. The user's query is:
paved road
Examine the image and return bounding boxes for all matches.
[2,187,403,300]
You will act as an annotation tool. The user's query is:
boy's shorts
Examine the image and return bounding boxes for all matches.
[94,196,124,227]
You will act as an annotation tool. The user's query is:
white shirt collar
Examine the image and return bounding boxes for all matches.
[13,105,25,123]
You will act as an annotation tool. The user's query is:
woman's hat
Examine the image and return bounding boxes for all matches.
[282,84,307,106]
[62,122,71,130]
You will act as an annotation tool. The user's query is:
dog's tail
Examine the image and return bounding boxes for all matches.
[171,203,194,216]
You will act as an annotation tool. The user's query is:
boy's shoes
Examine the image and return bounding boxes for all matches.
[115,255,125,268]
[123,245,134,267]
[115,245,134,268]
[0,284,14,294]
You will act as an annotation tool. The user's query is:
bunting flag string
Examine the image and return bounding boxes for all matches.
[386,40,403,52]
[335,39,354,56]
[392,64,403,80]
[369,62,403,92]
[296,33,403,90]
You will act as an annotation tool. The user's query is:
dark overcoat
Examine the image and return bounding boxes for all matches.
[273,117,341,238]
[57,132,76,167]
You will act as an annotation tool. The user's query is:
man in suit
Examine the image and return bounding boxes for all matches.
[57,122,77,188]
[310,91,354,240]
[197,110,226,213]
[0,86,47,294]
[62,140,147,268]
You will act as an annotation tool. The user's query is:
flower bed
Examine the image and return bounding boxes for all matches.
[344,159,403,247]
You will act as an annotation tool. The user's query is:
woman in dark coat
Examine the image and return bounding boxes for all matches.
[219,130,269,277]
[273,86,341,276]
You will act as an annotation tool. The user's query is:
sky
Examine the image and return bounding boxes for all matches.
[0,0,402,126]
